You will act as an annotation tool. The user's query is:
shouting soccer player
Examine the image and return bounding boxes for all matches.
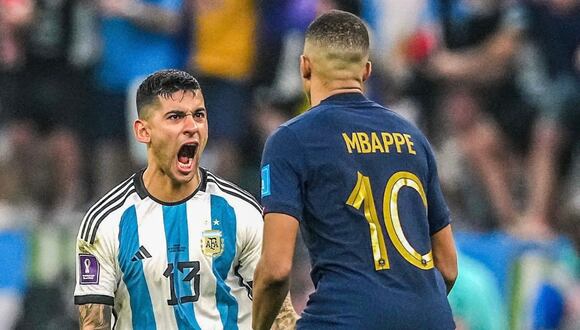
[74,70,295,329]
[253,11,458,330]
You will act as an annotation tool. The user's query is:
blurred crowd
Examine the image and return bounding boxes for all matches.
[0,0,578,329]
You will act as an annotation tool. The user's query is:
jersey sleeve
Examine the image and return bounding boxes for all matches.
[236,205,263,287]
[74,217,118,306]
[425,142,451,235]
[260,126,307,221]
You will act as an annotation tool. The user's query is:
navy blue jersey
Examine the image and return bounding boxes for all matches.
[261,93,454,329]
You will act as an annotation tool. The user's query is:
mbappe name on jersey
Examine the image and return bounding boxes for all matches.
[342,131,416,155]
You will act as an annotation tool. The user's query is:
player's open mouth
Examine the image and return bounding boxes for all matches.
[177,143,197,172]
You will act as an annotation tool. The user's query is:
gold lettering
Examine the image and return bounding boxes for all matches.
[393,133,405,153]
[358,133,371,153]
[404,134,416,155]
[370,132,385,153]
[381,133,393,153]
[342,133,360,153]
[343,132,418,155]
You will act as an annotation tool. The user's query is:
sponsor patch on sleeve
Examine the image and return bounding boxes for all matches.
[261,164,271,197]
[79,254,100,285]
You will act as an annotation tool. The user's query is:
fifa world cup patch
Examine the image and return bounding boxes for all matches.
[79,254,100,285]
[261,164,271,197]
[201,230,223,257]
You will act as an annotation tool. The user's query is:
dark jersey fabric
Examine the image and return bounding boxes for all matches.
[261,93,455,329]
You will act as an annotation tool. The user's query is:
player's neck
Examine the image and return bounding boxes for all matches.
[309,77,364,107]
[142,166,201,203]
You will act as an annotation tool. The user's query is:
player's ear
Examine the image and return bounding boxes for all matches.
[300,55,311,80]
[134,119,150,144]
[362,60,372,82]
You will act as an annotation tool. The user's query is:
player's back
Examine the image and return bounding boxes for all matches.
[262,93,454,329]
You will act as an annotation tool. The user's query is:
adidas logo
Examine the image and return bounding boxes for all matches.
[132,246,152,261]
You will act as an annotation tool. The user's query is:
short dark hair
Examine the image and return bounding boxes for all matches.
[136,69,200,117]
[305,10,369,54]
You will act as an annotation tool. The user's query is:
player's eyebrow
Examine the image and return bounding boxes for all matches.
[165,108,206,116]
[166,109,186,115]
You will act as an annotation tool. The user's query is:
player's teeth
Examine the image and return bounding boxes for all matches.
[178,158,193,169]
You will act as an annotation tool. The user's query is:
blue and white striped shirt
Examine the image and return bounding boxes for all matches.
[74,168,262,330]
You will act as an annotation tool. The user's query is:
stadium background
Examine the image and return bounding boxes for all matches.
[0,0,578,329]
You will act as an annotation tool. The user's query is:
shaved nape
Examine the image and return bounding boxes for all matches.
[304,38,369,84]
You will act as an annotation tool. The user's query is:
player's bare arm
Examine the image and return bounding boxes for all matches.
[253,213,299,330]
[79,304,112,330]
[431,224,458,294]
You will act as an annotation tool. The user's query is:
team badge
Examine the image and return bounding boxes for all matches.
[201,230,223,257]
[79,254,100,285]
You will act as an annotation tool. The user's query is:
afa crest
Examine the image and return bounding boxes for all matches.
[201,230,223,257]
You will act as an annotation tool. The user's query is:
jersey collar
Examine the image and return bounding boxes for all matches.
[321,92,369,104]
[134,167,208,205]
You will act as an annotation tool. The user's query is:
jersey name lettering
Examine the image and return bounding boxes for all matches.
[342,131,416,155]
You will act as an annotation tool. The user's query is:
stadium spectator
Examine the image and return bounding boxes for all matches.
[515,0,580,238]
[0,0,32,120]
[1,0,91,213]
[416,0,536,231]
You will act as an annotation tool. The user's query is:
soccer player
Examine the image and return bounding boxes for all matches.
[253,11,458,330]
[74,69,293,329]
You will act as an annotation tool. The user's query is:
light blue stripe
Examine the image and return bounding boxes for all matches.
[162,204,200,330]
[118,206,156,330]
[261,165,271,197]
[210,195,239,330]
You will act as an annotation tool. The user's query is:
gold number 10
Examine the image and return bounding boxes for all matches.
[346,171,433,271]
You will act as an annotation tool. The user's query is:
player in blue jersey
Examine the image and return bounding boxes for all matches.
[253,11,458,330]
[74,69,296,329]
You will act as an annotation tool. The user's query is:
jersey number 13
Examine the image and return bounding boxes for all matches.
[163,261,201,305]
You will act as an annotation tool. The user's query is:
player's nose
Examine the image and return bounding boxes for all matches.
[182,113,198,135]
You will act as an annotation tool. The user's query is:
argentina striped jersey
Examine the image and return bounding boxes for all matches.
[74,168,263,330]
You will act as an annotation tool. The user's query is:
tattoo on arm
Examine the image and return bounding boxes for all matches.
[79,304,112,330]
[271,295,299,330]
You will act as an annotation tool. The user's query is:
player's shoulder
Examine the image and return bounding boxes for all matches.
[78,172,142,244]
[204,169,262,216]
[268,106,326,146]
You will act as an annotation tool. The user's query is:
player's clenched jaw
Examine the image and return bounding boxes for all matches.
[137,89,208,187]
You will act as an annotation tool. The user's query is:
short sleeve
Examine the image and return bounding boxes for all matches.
[260,126,307,222]
[425,144,451,235]
[74,220,118,306]
[236,206,263,286]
